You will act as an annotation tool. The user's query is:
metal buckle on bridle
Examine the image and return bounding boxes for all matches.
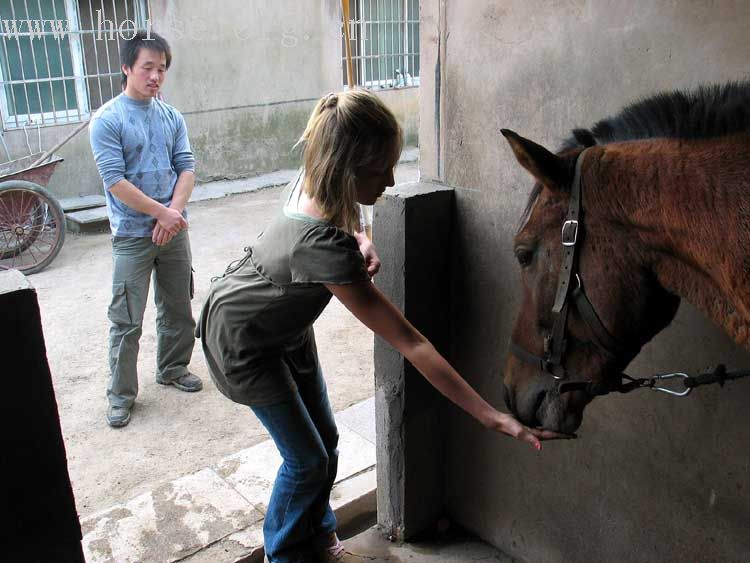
[561,219,579,246]
[542,335,564,380]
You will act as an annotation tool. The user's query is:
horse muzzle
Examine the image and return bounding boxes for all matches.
[504,360,587,433]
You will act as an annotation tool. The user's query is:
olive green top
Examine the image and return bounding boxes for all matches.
[198,172,369,406]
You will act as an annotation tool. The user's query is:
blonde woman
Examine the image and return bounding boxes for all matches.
[197,90,565,563]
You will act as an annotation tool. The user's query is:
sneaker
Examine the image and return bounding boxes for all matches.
[157,372,203,392]
[107,405,131,428]
[321,536,363,562]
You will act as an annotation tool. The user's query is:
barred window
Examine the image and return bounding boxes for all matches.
[343,0,419,90]
[0,0,149,129]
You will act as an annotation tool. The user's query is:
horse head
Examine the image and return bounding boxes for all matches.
[500,130,681,434]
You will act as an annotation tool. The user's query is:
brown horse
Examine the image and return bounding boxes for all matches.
[501,82,750,434]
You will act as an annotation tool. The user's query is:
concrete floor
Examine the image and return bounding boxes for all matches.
[341,526,512,563]
[81,398,378,563]
[29,158,418,520]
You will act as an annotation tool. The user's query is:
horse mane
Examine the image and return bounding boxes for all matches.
[517,81,750,231]
[560,80,750,149]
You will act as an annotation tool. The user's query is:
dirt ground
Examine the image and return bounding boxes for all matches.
[32,161,417,518]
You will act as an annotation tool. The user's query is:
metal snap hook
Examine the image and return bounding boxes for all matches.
[650,373,692,396]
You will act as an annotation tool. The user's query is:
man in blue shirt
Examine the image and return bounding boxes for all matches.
[90,30,202,428]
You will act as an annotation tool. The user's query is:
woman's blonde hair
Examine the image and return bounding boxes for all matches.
[297,89,403,232]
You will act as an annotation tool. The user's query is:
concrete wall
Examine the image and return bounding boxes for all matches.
[1,1,418,199]
[419,1,750,561]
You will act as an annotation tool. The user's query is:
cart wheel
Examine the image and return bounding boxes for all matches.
[0,180,66,274]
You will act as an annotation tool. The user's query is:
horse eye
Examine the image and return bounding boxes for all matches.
[515,248,534,267]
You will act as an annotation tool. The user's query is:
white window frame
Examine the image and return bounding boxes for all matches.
[344,0,420,91]
[0,0,148,130]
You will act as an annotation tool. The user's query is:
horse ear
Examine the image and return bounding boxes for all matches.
[501,129,570,191]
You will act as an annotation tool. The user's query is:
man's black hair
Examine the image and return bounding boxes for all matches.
[120,30,172,88]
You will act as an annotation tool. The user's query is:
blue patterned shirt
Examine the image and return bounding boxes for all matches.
[89,93,195,236]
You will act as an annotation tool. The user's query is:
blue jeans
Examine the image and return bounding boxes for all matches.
[251,349,339,563]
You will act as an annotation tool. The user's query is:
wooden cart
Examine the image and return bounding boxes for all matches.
[0,153,66,274]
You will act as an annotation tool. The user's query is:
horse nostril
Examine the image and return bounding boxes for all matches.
[503,384,516,415]
[529,389,547,427]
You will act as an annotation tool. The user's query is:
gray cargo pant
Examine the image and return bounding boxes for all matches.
[108,230,195,408]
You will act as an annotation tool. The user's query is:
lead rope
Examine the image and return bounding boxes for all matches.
[559,365,750,397]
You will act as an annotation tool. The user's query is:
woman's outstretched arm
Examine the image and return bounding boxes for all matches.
[325,280,570,449]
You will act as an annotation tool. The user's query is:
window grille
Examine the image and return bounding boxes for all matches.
[342,0,419,90]
[0,0,148,129]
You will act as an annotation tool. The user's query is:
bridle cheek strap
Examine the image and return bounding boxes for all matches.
[546,148,588,373]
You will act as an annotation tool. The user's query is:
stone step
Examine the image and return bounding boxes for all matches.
[65,206,110,234]
[59,194,106,213]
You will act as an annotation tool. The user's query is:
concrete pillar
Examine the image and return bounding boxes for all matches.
[1,269,84,562]
[373,182,454,541]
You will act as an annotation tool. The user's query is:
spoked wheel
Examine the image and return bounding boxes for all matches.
[0,180,66,274]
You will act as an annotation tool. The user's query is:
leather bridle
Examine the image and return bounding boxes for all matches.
[510,149,686,396]
[508,148,750,398]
